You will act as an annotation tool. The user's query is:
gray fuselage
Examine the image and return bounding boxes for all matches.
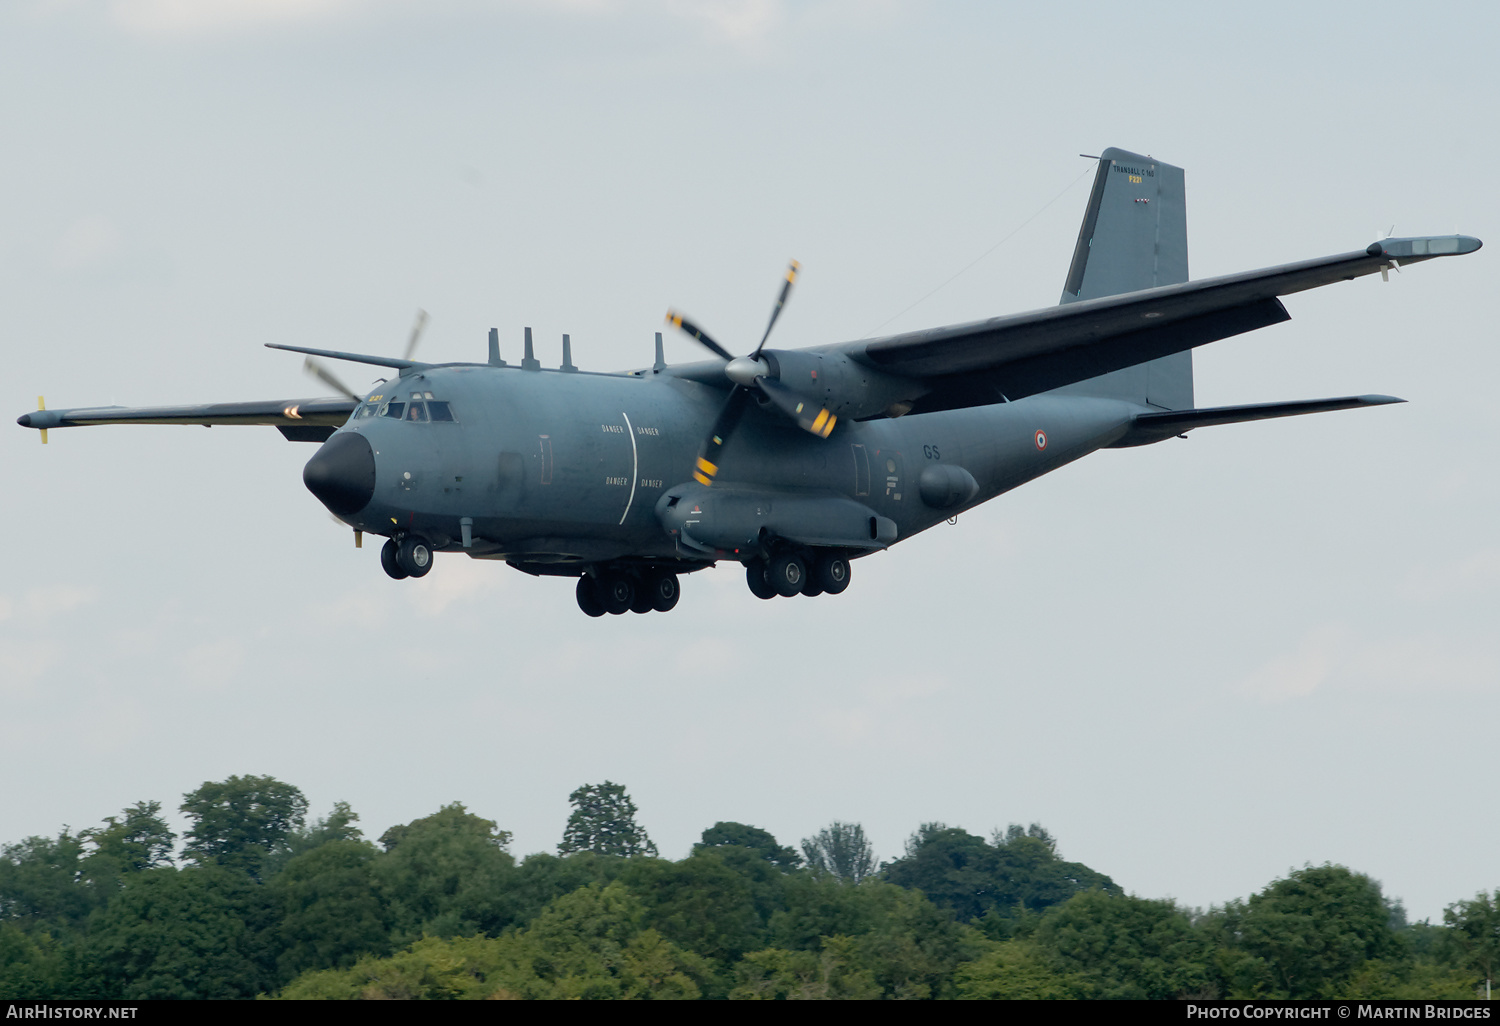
[328,362,1143,569]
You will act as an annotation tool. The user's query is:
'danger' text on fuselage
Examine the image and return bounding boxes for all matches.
[17,148,1481,616]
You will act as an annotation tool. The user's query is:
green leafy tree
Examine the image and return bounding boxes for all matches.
[800,822,875,883]
[1214,864,1404,998]
[558,781,657,858]
[1032,890,1219,999]
[0,924,75,999]
[730,936,881,1000]
[0,830,97,931]
[271,839,390,984]
[263,800,364,878]
[80,866,276,999]
[884,824,1116,922]
[623,851,765,976]
[277,883,706,1000]
[1444,889,1500,996]
[695,822,801,870]
[1335,958,1479,999]
[954,939,1088,999]
[375,803,514,942]
[81,802,175,877]
[180,775,308,881]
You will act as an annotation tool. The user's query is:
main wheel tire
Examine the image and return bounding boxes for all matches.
[767,553,807,597]
[644,571,680,612]
[599,573,634,615]
[629,580,654,614]
[814,553,851,594]
[576,576,605,617]
[800,574,825,597]
[381,538,409,580]
[397,537,433,577]
[746,561,776,600]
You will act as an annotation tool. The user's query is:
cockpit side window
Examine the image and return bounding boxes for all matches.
[406,402,429,422]
[428,401,455,422]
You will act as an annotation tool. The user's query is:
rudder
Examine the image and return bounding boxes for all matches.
[1054,147,1193,410]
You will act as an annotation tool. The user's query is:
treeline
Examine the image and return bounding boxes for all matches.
[1,776,1495,999]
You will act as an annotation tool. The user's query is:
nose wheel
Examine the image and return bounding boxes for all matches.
[381,536,434,579]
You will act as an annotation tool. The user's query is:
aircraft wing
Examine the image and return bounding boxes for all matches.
[17,396,358,442]
[852,235,1481,413]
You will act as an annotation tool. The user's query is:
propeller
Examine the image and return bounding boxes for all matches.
[302,357,360,401]
[300,308,427,400]
[403,308,429,361]
[666,261,837,488]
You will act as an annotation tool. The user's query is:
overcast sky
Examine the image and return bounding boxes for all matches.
[2,0,1495,923]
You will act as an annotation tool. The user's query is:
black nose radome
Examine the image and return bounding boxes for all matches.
[304,431,375,515]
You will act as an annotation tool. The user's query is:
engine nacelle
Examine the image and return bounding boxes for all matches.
[761,349,926,421]
[656,484,897,556]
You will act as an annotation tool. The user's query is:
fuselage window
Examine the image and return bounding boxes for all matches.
[428,401,455,422]
[406,402,428,422]
[381,401,406,419]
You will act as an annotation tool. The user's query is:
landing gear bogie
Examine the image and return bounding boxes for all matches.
[743,549,852,600]
[766,553,807,597]
[575,567,682,616]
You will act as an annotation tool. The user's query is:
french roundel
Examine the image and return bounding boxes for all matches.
[1034,429,1047,450]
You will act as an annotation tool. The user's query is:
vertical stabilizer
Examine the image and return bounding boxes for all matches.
[1055,148,1193,410]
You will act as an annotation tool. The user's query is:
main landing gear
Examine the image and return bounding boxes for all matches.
[381,536,433,580]
[746,549,851,600]
[576,568,681,617]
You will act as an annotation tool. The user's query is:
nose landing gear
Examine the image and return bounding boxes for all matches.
[381,536,434,580]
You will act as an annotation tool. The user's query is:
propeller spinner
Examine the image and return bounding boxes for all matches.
[666,261,837,487]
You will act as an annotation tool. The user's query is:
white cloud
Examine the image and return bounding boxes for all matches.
[0,639,62,696]
[106,0,359,37]
[1406,546,1500,603]
[51,217,122,271]
[1235,624,1499,702]
[175,637,246,690]
[1235,625,1349,702]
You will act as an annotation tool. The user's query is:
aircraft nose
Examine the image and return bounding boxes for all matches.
[303,431,375,515]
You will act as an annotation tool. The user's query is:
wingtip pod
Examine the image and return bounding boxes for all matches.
[1367,235,1482,259]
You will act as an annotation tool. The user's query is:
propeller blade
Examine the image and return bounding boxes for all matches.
[751,259,800,357]
[303,357,361,401]
[693,386,753,487]
[403,309,429,361]
[755,375,838,438]
[665,310,735,362]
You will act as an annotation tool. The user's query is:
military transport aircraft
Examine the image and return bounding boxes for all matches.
[17,148,1481,616]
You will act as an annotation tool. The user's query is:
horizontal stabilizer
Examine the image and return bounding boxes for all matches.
[265,343,427,372]
[16,396,359,441]
[1109,394,1404,448]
